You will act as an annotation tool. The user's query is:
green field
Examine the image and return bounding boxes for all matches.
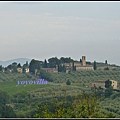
[0,80,53,96]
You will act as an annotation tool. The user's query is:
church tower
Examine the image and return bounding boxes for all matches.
[82,56,86,66]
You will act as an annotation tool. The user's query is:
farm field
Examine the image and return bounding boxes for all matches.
[50,70,120,86]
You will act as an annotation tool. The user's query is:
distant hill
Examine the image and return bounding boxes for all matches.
[0,58,32,67]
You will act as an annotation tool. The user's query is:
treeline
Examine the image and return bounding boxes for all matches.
[0,56,93,73]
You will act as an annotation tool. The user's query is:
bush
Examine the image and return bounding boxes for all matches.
[66,80,71,85]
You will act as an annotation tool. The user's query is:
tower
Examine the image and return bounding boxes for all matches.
[82,56,86,66]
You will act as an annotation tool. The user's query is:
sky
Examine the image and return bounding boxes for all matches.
[0,1,120,65]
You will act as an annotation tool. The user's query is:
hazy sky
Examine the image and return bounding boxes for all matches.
[0,1,120,65]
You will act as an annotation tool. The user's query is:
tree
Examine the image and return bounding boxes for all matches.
[93,61,97,70]
[58,64,62,72]
[105,86,113,98]
[105,79,112,88]
[0,91,16,118]
[44,59,48,68]
[29,59,41,74]
[105,60,108,64]
[105,80,113,98]
[40,69,53,82]
[25,61,29,67]
[11,62,17,73]
[0,103,16,118]
[58,64,66,73]
[34,91,113,118]
[66,79,71,85]
[12,62,17,67]
[7,64,12,70]
[62,65,66,73]
[80,59,82,63]
[72,62,76,71]
[0,65,2,71]
[48,57,59,68]
[17,63,22,68]
[0,91,10,105]
[60,57,74,63]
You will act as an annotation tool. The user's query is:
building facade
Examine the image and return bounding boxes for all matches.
[42,68,58,73]
[64,56,94,71]
[91,80,118,89]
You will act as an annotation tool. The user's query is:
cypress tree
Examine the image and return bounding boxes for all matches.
[93,61,97,70]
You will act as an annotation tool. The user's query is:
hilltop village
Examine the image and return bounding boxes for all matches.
[0,56,119,74]
[0,56,120,90]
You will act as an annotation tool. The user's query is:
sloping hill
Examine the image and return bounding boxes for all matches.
[0,58,31,67]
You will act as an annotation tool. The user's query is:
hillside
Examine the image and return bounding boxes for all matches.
[0,69,120,118]
[0,58,31,67]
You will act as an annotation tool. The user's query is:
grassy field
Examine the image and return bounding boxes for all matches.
[0,80,53,96]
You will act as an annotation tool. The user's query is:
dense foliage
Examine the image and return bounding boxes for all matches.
[0,91,16,118]
[34,91,113,118]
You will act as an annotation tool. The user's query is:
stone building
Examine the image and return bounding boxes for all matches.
[42,68,58,73]
[91,80,118,89]
[63,56,94,71]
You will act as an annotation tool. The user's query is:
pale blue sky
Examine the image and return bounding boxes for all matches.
[0,1,120,65]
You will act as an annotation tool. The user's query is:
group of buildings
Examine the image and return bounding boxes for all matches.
[42,56,119,90]
[4,56,119,90]
[42,56,94,73]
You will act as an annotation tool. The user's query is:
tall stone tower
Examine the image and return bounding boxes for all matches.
[82,56,86,66]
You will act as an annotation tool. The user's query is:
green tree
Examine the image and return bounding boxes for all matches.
[105,80,113,98]
[12,62,17,66]
[60,57,74,63]
[29,59,41,74]
[17,63,22,68]
[0,103,16,118]
[105,79,112,88]
[0,91,10,104]
[93,61,97,70]
[34,91,112,118]
[80,59,82,63]
[58,64,62,72]
[40,69,53,82]
[62,64,66,73]
[105,86,113,98]
[72,62,76,71]
[7,64,12,70]
[105,60,108,64]
[0,65,2,71]
[11,62,17,72]
[58,64,66,73]
[66,79,71,85]
[48,57,59,68]
[44,59,48,68]
[0,91,16,118]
